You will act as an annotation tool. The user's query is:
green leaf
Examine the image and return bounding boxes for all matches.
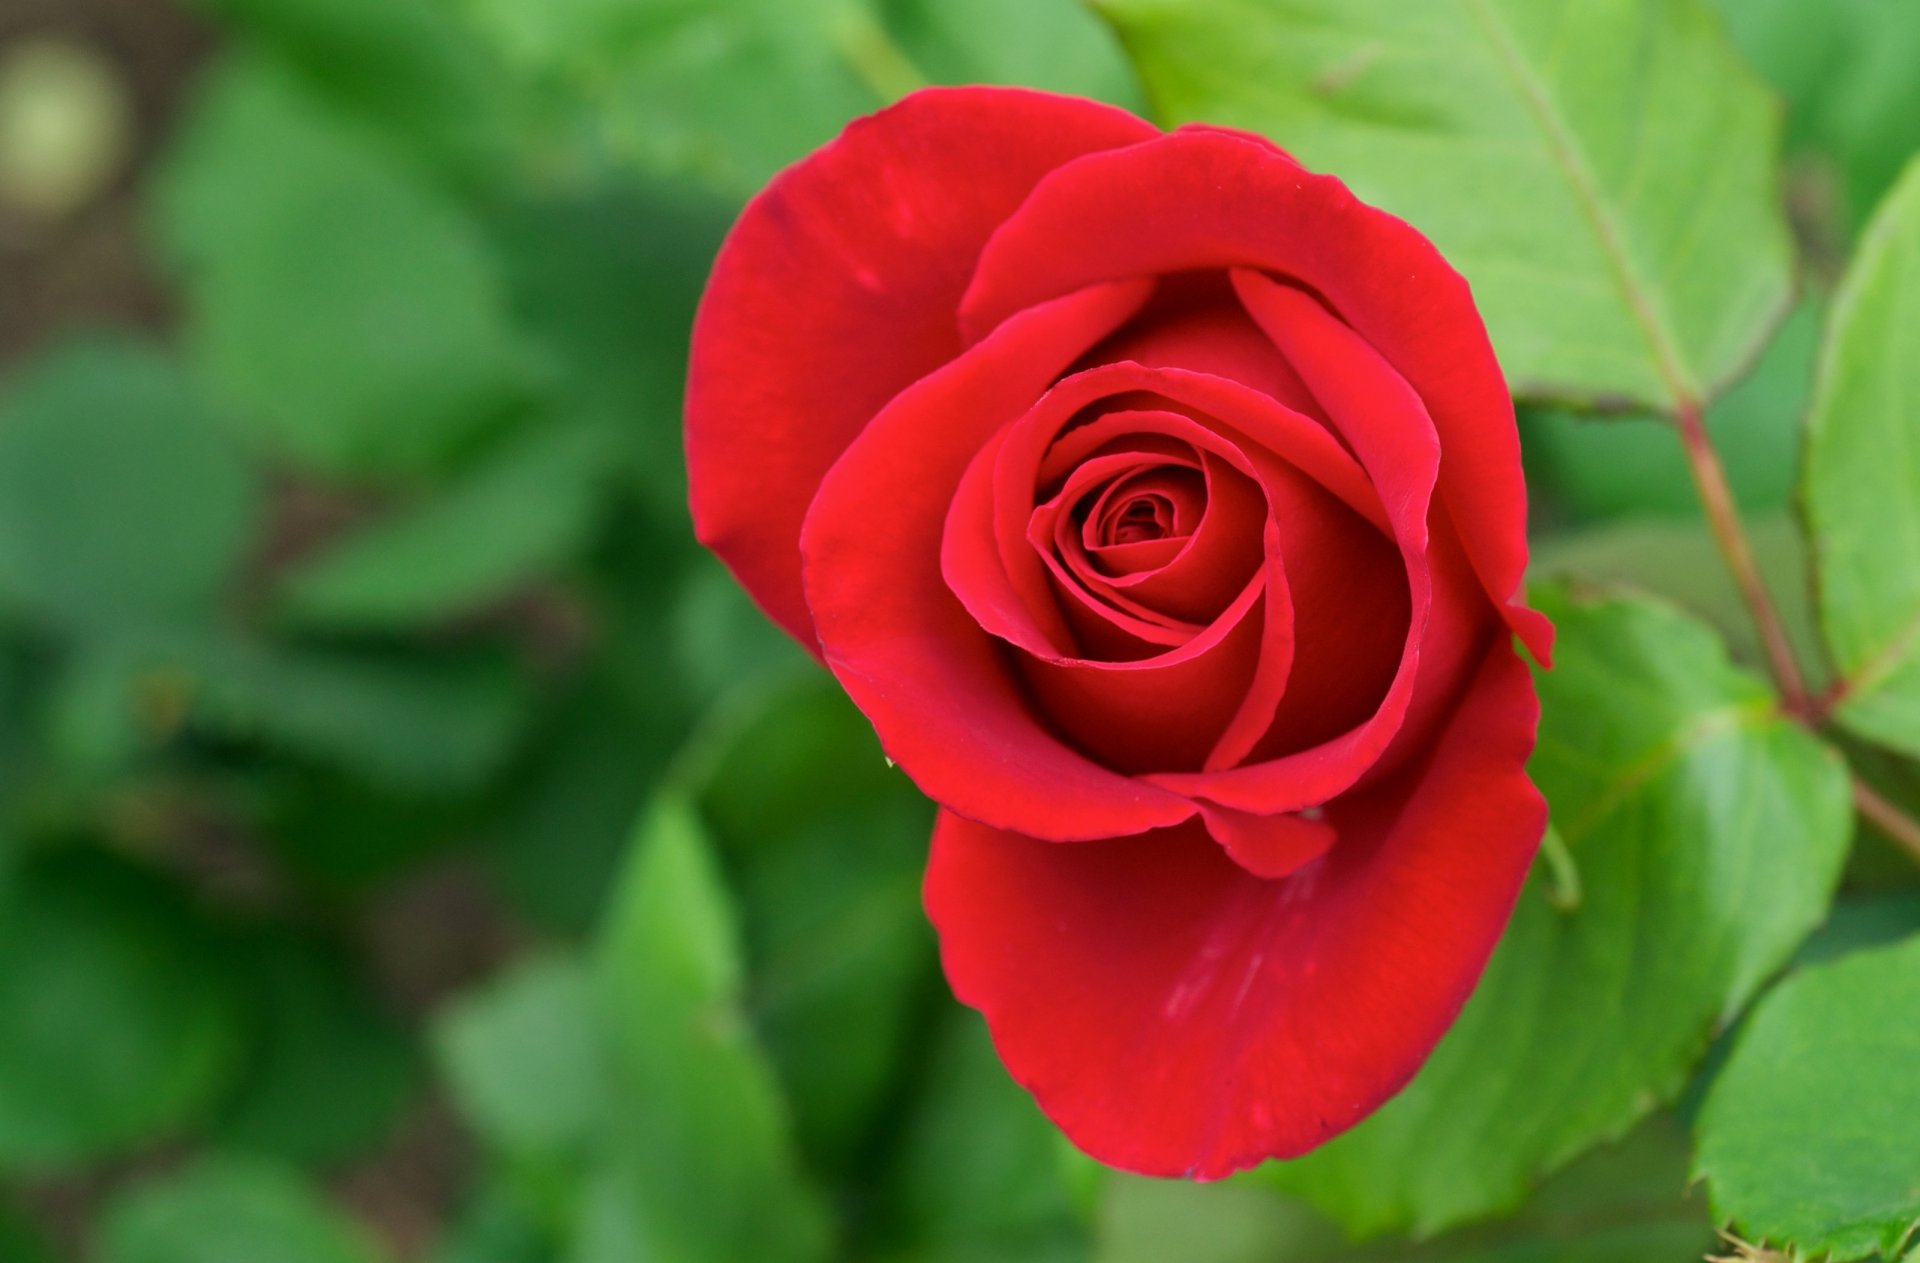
[1100,1115,1712,1263]
[0,852,242,1173]
[1712,0,1920,237]
[98,1157,389,1263]
[0,1203,56,1263]
[487,183,730,521]
[187,0,513,184]
[154,54,529,478]
[0,335,257,632]
[1695,934,1920,1261]
[1522,296,1821,524]
[1096,0,1793,412]
[692,676,937,1173]
[483,678,674,934]
[455,0,1139,199]
[589,796,831,1263]
[275,421,615,630]
[1530,512,1824,685]
[1263,588,1852,1237]
[1805,158,1920,759]
[432,1179,557,1263]
[434,954,607,1164]
[873,1002,1092,1263]
[177,637,533,792]
[216,933,420,1168]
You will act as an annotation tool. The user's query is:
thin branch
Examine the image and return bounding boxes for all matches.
[1853,776,1920,864]
[1672,400,1813,717]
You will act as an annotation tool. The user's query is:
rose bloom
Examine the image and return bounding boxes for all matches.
[685,87,1552,1178]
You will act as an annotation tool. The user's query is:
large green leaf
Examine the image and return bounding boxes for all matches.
[588,797,831,1263]
[154,54,529,478]
[1262,588,1852,1236]
[1804,159,1920,759]
[98,1157,390,1263]
[0,853,242,1173]
[1101,1116,1712,1263]
[275,421,615,630]
[0,336,257,633]
[1695,934,1920,1261]
[1096,0,1793,412]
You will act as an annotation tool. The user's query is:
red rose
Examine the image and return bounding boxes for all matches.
[685,86,1552,1178]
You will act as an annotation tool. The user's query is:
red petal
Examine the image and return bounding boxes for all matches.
[958,128,1547,659]
[687,87,1157,651]
[924,639,1544,1178]
[802,279,1195,841]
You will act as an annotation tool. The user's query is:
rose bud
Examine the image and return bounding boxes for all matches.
[685,86,1551,1178]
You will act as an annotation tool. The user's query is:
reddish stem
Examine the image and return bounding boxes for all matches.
[1853,777,1920,864]
[1673,401,1812,717]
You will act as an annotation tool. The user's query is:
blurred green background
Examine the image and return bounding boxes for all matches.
[0,0,1915,1260]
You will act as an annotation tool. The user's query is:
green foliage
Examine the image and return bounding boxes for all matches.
[1695,934,1920,1261]
[214,933,420,1167]
[1095,0,1793,413]
[274,421,615,630]
[0,336,257,633]
[452,0,1140,199]
[591,796,833,1262]
[154,55,530,478]
[1806,160,1920,759]
[98,1157,391,1263]
[0,853,243,1173]
[1264,589,1852,1236]
[5,0,1917,1257]
[1103,1116,1712,1263]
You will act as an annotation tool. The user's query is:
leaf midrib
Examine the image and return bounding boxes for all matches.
[1463,0,1699,407]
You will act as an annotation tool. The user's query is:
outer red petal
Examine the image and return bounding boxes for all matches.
[801,280,1196,842]
[925,640,1544,1178]
[957,127,1549,660]
[686,87,1158,651]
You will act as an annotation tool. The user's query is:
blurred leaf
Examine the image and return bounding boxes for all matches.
[1264,588,1852,1237]
[1097,0,1793,413]
[872,1002,1090,1263]
[0,852,242,1173]
[1101,1114,1711,1263]
[1805,158,1920,759]
[1713,0,1920,236]
[178,637,533,793]
[669,562,813,708]
[482,679,669,935]
[276,421,615,630]
[98,1156,389,1263]
[188,0,513,184]
[155,55,529,478]
[879,0,1142,111]
[693,677,936,1173]
[1530,512,1824,685]
[456,0,1140,199]
[0,1205,55,1263]
[1695,934,1920,1261]
[433,1180,558,1263]
[588,796,831,1263]
[1523,296,1821,522]
[216,933,419,1168]
[488,183,730,520]
[435,954,607,1164]
[0,335,256,633]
